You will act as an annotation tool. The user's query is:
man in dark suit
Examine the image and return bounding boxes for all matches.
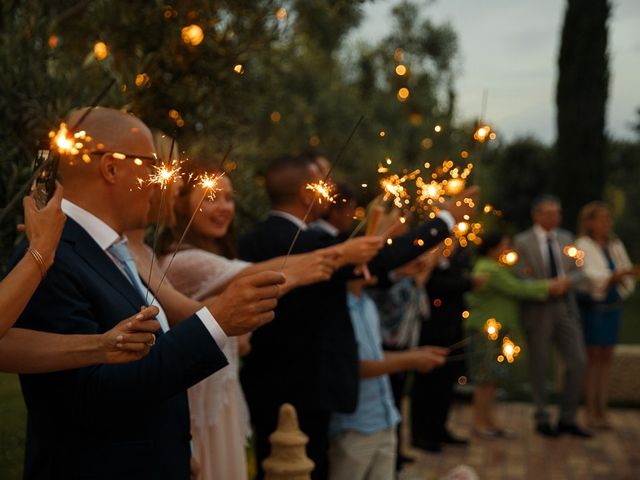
[239,154,474,479]
[10,107,284,480]
[412,246,478,452]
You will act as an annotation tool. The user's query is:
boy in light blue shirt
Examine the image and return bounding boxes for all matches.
[328,278,447,480]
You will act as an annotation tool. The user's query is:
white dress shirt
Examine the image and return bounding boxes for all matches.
[268,210,309,230]
[533,224,565,277]
[61,199,227,347]
[310,218,340,238]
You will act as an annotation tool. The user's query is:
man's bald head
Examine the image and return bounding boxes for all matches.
[265,154,321,207]
[60,107,154,177]
[57,107,156,234]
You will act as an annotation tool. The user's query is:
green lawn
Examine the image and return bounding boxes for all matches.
[0,373,25,480]
[1,290,639,477]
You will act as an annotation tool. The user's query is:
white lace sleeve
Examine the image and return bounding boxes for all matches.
[159,249,251,301]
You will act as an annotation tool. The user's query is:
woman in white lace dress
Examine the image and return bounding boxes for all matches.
[157,173,340,480]
[163,245,252,480]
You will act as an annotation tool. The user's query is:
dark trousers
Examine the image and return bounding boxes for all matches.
[386,349,408,469]
[411,363,457,444]
[252,404,330,480]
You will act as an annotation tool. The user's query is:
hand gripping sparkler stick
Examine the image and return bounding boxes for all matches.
[0,78,116,223]
[447,318,502,352]
[359,205,384,280]
[280,115,364,270]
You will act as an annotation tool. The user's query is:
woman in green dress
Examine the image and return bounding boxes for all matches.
[466,231,569,437]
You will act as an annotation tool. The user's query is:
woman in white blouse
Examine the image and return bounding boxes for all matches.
[576,202,638,429]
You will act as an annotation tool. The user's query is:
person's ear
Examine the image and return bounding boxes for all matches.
[98,154,117,185]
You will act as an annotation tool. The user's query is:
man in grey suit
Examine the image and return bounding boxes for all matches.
[514,195,591,437]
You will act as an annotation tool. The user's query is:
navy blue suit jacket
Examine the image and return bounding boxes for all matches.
[9,219,228,480]
[238,215,450,415]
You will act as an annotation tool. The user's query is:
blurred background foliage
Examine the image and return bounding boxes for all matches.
[2,1,640,478]
[0,0,639,262]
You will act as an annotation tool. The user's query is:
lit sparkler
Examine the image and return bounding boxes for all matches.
[444,177,466,196]
[49,122,91,157]
[473,125,493,143]
[306,180,337,204]
[447,316,504,353]
[280,115,364,269]
[497,336,521,363]
[147,162,181,188]
[150,171,223,302]
[563,244,585,267]
[0,79,115,223]
[485,318,502,341]
[452,220,482,248]
[142,137,179,303]
[381,169,420,209]
[499,249,519,266]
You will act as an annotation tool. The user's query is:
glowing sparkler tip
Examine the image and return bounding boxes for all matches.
[500,336,520,363]
[499,250,519,266]
[196,172,224,200]
[51,122,79,155]
[474,125,493,143]
[306,180,337,204]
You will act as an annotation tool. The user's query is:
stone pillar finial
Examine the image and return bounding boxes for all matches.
[262,403,315,480]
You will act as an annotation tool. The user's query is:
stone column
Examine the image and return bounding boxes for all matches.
[262,403,315,480]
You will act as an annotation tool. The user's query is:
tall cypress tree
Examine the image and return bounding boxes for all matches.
[555,0,610,230]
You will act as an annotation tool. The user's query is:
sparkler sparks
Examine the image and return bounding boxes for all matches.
[497,336,521,363]
[197,172,224,200]
[452,221,482,248]
[140,162,181,189]
[306,180,337,204]
[444,177,466,196]
[499,249,519,266]
[49,122,83,156]
[149,170,224,304]
[484,318,502,341]
[474,125,493,143]
[563,244,585,267]
[380,169,420,209]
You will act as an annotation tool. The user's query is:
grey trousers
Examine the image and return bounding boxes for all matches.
[328,428,396,480]
[522,300,587,424]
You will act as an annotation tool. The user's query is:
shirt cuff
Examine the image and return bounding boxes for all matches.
[437,211,456,231]
[196,307,228,349]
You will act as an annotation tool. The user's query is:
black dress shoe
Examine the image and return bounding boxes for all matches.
[396,453,416,471]
[536,422,559,437]
[413,439,443,453]
[557,422,593,438]
[440,431,469,446]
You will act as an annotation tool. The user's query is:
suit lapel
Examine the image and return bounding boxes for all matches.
[63,219,146,310]
[525,229,546,277]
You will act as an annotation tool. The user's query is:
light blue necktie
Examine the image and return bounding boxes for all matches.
[107,238,169,332]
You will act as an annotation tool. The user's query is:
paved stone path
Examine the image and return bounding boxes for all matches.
[399,402,640,480]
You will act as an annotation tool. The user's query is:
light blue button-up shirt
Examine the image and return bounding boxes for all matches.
[329,291,401,436]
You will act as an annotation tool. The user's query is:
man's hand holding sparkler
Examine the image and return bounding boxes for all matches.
[21,182,66,272]
[405,346,449,373]
[206,271,286,336]
[548,277,571,297]
[326,236,385,268]
[100,306,161,364]
[280,249,339,293]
